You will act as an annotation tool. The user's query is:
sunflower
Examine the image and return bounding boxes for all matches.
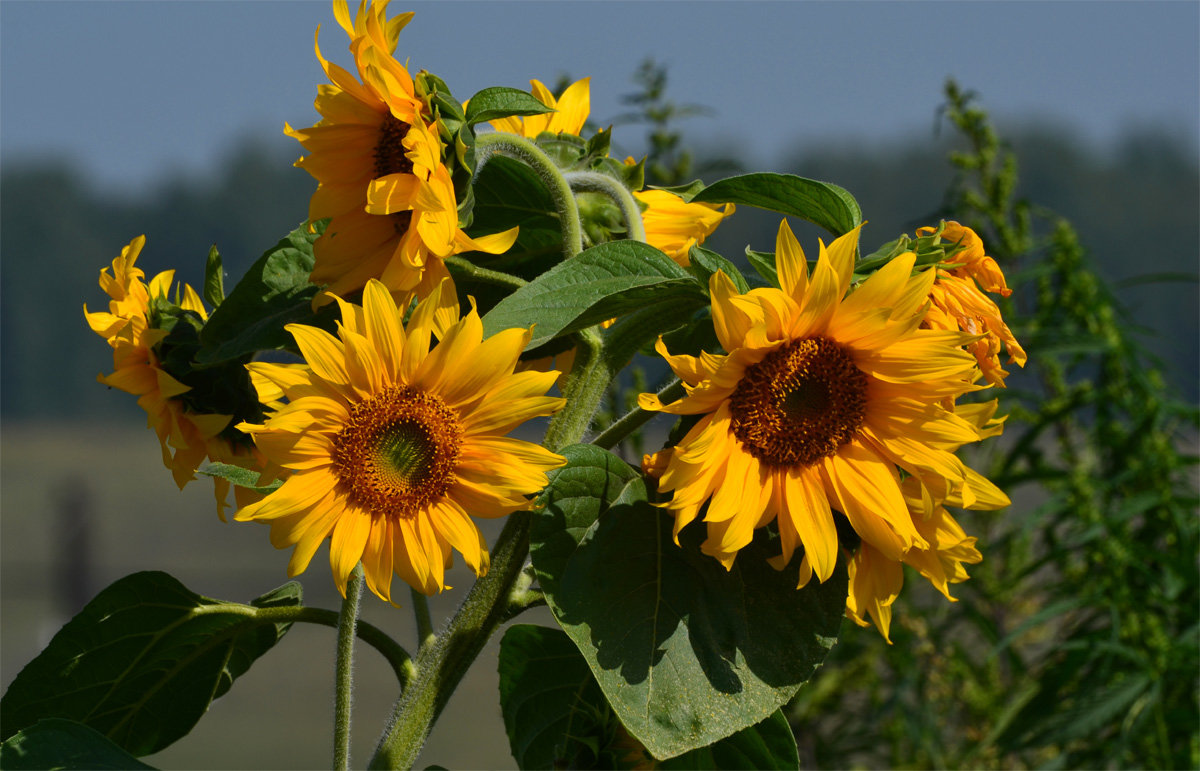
[84,236,260,519]
[287,3,517,302]
[640,219,1009,635]
[488,77,591,138]
[919,222,1026,385]
[631,187,735,266]
[234,279,567,601]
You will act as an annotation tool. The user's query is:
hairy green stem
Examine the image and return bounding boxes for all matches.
[368,326,620,769]
[443,256,527,291]
[591,377,684,450]
[473,132,583,259]
[564,170,648,243]
[334,564,365,771]
[410,588,435,654]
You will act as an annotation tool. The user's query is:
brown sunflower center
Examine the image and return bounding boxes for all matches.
[729,337,868,467]
[331,386,463,520]
[374,114,416,235]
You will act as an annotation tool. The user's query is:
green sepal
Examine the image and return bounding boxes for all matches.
[746,247,780,288]
[203,245,224,308]
[196,221,338,366]
[0,572,301,757]
[532,447,846,760]
[650,179,708,201]
[0,719,157,770]
[480,240,707,350]
[196,462,283,495]
[463,86,553,127]
[686,245,750,294]
[691,172,862,237]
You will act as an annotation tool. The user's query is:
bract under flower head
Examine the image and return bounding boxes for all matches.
[235,279,567,601]
[84,237,260,519]
[919,222,1026,385]
[640,219,1009,638]
[287,2,517,303]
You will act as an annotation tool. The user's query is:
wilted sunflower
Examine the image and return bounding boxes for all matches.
[84,236,261,519]
[234,279,567,601]
[287,2,516,301]
[919,221,1026,385]
[640,220,1009,636]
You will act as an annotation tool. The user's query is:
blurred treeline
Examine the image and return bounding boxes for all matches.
[2,111,1196,423]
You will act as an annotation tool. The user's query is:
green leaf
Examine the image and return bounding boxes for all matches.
[196,462,283,495]
[0,719,156,770]
[196,221,336,365]
[464,87,553,127]
[745,248,780,288]
[530,445,644,602]
[686,245,750,294]
[550,501,846,760]
[498,624,610,769]
[499,625,800,771]
[691,172,862,237]
[660,710,799,770]
[465,155,562,278]
[0,572,300,756]
[203,245,224,309]
[480,240,706,349]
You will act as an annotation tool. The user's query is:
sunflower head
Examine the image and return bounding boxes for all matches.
[235,279,566,601]
[640,219,1009,637]
[287,3,517,303]
[632,187,735,266]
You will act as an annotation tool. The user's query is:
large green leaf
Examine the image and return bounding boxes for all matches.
[691,173,862,237]
[499,624,801,770]
[0,719,156,770]
[480,240,706,348]
[548,492,846,759]
[196,222,335,365]
[464,86,553,127]
[466,155,562,278]
[530,444,644,601]
[0,573,301,756]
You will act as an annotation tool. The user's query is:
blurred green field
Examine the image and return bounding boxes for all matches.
[0,422,531,770]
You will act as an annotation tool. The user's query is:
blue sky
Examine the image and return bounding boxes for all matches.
[2,1,1197,192]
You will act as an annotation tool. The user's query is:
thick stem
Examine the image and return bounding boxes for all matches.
[542,329,607,452]
[564,170,648,243]
[334,564,365,771]
[473,132,583,259]
[410,588,435,654]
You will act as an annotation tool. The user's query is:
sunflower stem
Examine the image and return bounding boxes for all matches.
[564,170,647,243]
[368,511,533,771]
[592,377,684,450]
[472,131,583,259]
[542,329,609,452]
[334,563,364,771]
[410,587,435,653]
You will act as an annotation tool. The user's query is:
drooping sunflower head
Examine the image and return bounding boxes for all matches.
[632,188,735,266]
[84,237,263,518]
[917,221,1026,385]
[287,2,517,303]
[640,219,1009,638]
[235,279,567,601]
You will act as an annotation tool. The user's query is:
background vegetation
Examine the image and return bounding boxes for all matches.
[1,66,1196,769]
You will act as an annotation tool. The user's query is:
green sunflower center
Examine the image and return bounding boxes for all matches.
[332,386,463,520]
[374,114,416,236]
[729,337,868,467]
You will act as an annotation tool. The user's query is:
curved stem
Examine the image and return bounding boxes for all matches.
[334,564,364,771]
[564,170,648,243]
[591,377,684,451]
[238,605,414,688]
[541,329,607,452]
[410,588,435,654]
[473,132,583,259]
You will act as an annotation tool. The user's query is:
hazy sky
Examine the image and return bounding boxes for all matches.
[2,1,1197,192]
